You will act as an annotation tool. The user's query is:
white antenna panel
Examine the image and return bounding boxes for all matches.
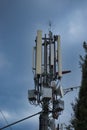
[57,35,62,78]
[36,30,42,74]
[32,47,36,70]
[51,43,54,65]
[56,85,64,97]
[59,85,64,97]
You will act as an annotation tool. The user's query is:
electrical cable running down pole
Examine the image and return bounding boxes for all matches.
[28,29,71,130]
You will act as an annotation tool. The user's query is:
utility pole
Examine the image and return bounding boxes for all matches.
[28,30,71,130]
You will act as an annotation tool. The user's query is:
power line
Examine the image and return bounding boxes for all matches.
[0,109,13,130]
[0,111,42,130]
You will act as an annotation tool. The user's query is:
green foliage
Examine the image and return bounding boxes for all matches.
[70,42,87,130]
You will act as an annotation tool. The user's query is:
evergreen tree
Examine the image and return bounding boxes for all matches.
[70,42,87,130]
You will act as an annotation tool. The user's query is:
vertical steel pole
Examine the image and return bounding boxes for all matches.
[44,34,47,86]
[39,34,49,130]
[39,113,48,130]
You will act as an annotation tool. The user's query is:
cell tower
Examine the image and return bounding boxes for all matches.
[0,30,80,130]
[28,30,70,130]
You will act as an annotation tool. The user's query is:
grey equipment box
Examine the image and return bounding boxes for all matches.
[42,87,52,100]
[28,89,36,101]
[53,99,64,111]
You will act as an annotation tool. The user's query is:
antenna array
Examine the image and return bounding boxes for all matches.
[28,30,65,130]
[0,30,80,130]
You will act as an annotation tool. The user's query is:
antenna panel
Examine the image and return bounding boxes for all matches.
[51,43,54,65]
[36,30,42,74]
[56,85,64,97]
[57,35,62,78]
[32,47,36,70]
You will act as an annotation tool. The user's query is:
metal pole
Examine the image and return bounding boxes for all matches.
[39,34,49,130]
[44,34,47,86]
[39,113,48,130]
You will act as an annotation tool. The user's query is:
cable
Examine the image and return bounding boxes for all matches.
[0,111,42,130]
[63,86,80,95]
[0,109,13,130]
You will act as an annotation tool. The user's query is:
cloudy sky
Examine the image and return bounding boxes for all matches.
[0,0,87,130]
